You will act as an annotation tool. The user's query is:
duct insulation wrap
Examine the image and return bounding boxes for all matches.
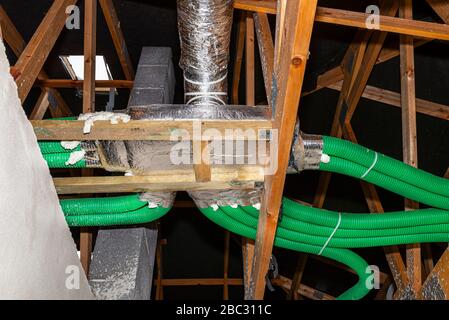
[178,0,234,106]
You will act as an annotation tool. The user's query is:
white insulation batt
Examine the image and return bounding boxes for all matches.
[0,40,92,299]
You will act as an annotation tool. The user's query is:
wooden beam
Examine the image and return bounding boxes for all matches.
[30,91,51,120]
[344,123,409,295]
[14,0,78,102]
[400,0,421,297]
[272,275,335,300]
[314,1,410,295]
[426,0,449,24]
[315,7,449,41]
[83,0,97,114]
[304,39,430,97]
[234,0,277,15]
[99,0,135,80]
[223,231,230,300]
[193,141,212,182]
[38,79,133,89]
[0,4,72,119]
[421,167,449,299]
[421,248,449,299]
[328,82,449,121]
[80,227,92,275]
[159,278,243,286]
[0,5,26,56]
[242,238,255,297]
[248,0,318,300]
[344,2,400,124]
[32,119,272,141]
[54,176,258,195]
[287,253,307,300]
[231,12,246,105]
[81,1,97,277]
[313,29,372,209]
[235,1,449,41]
[254,12,274,106]
[155,237,164,300]
[246,13,255,106]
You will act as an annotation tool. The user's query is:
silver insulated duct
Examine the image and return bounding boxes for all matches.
[178,0,234,106]
[177,0,264,208]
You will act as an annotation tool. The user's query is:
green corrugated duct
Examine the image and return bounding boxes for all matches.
[48,133,449,300]
[42,152,87,168]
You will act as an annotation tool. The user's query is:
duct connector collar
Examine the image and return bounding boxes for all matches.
[288,122,324,173]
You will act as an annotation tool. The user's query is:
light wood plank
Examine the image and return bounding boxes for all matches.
[248,0,318,300]
[53,176,258,195]
[32,119,272,141]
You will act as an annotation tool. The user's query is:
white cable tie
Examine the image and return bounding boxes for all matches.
[361,152,378,179]
[320,153,331,164]
[318,212,341,256]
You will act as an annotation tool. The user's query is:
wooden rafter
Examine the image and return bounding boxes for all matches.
[231,12,246,105]
[53,177,258,195]
[234,0,449,41]
[311,1,412,295]
[80,0,99,276]
[37,79,133,88]
[304,39,431,97]
[241,11,256,297]
[248,0,318,300]
[14,0,78,103]
[399,0,421,296]
[254,12,274,106]
[83,0,97,114]
[327,82,449,121]
[99,0,135,80]
[426,0,449,24]
[245,12,255,106]
[32,118,272,141]
[0,5,72,119]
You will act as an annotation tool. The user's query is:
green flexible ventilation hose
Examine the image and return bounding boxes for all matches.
[39,141,81,154]
[42,152,87,168]
[61,194,149,215]
[199,205,371,300]
[323,136,449,198]
[44,133,449,300]
[320,156,449,210]
[60,194,170,227]
[65,205,171,227]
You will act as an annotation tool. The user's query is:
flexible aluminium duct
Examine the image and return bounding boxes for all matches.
[178,0,233,106]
